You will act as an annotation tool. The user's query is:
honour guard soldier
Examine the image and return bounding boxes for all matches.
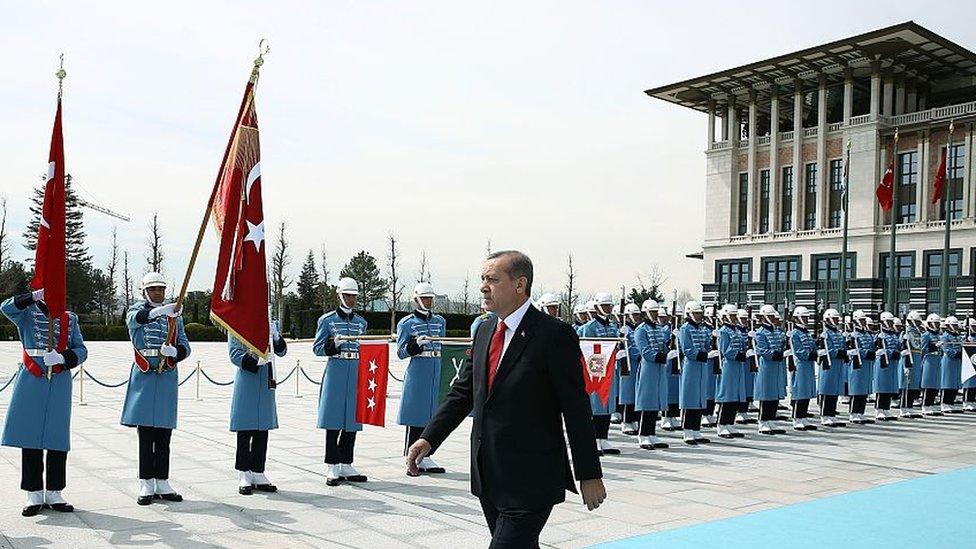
[964,318,976,411]
[397,282,448,475]
[659,305,682,430]
[2,289,87,516]
[753,305,787,435]
[618,303,642,435]
[939,316,964,414]
[678,301,712,445]
[735,309,758,425]
[817,309,847,427]
[633,300,670,449]
[701,305,719,427]
[581,293,620,455]
[229,319,287,495]
[313,277,369,486]
[847,311,876,425]
[788,307,818,431]
[120,273,191,505]
[899,312,924,418]
[920,314,943,416]
[471,307,495,338]
[715,305,747,439]
[572,304,588,334]
[537,292,561,318]
[873,312,902,421]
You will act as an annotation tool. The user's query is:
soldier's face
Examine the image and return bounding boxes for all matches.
[418,296,433,310]
[145,287,166,304]
[597,304,612,317]
[544,304,560,316]
[690,311,703,324]
[340,293,357,309]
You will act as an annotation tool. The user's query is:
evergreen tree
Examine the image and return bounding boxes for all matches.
[297,250,320,310]
[340,251,387,311]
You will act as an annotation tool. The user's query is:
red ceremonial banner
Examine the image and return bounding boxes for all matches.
[580,341,617,407]
[356,342,390,427]
[31,97,67,320]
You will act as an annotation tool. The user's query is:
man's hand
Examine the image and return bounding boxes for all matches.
[150,303,181,320]
[416,335,431,347]
[580,478,606,511]
[405,438,432,477]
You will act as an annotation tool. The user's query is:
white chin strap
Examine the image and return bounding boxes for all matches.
[414,297,430,313]
[339,294,355,314]
[144,289,165,307]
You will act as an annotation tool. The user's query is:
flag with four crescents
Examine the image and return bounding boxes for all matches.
[356,342,390,427]
[209,76,270,358]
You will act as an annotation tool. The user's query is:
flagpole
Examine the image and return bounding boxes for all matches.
[162,41,270,372]
[886,128,900,313]
[939,120,955,315]
[838,139,852,314]
[48,54,67,381]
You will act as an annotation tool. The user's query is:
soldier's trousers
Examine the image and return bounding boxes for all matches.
[638,411,658,436]
[876,393,896,411]
[965,388,976,403]
[819,395,839,417]
[681,409,703,431]
[759,400,778,421]
[138,426,172,480]
[665,403,680,418]
[942,389,959,406]
[236,430,269,473]
[404,426,435,456]
[718,403,737,426]
[22,449,66,492]
[621,404,638,424]
[901,388,921,407]
[592,415,611,439]
[849,395,867,415]
[791,399,810,419]
[923,389,939,407]
[324,430,357,464]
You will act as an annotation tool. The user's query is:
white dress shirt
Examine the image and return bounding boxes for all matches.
[496,298,533,360]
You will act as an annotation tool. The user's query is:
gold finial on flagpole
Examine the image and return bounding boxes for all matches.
[56,52,66,97]
[949,118,955,135]
[250,39,270,83]
[894,126,899,144]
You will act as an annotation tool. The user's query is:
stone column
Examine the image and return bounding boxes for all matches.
[707,99,716,147]
[894,78,906,115]
[917,130,927,222]
[870,62,882,121]
[964,124,974,219]
[883,74,894,118]
[770,90,781,231]
[843,68,853,125]
[792,79,803,232]
[816,74,828,230]
[728,102,739,146]
[747,92,758,234]
[906,82,917,113]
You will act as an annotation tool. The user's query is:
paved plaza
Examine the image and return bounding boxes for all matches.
[1,341,975,548]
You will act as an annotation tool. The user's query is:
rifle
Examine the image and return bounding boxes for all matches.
[710,304,721,375]
[785,304,796,374]
[746,305,759,373]
[669,301,680,375]
[618,286,630,375]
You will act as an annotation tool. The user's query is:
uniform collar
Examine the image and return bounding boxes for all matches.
[334,309,354,321]
[413,309,432,321]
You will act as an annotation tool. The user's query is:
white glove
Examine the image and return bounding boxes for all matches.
[43,351,65,367]
[416,335,431,346]
[817,349,828,357]
[256,355,271,366]
[745,349,756,358]
[900,349,911,357]
[32,288,45,302]
[847,349,858,357]
[666,350,679,360]
[783,350,793,358]
[150,303,180,319]
[270,321,281,340]
[707,350,720,359]
[160,344,178,358]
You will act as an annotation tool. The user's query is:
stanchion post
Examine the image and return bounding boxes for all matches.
[295,359,302,399]
[78,362,86,406]
[195,360,202,401]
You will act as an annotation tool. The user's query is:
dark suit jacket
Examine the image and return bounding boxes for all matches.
[421,303,602,510]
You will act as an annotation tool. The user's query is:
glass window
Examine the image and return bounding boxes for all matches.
[812,253,856,281]
[763,257,800,282]
[760,171,771,231]
[896,151,917,223]
[780,166,793,231]
[717,260,752,284]
[804,163,817,230]
[924,250,962,278]
[940,144,965,221]
[737,173,748,236]
[828,159,843,228]
[879,252,914,279]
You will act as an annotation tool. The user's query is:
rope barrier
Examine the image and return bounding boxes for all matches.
[275,366,297,385]
[200,368,235,386]
[299,366,321,385]
[0,375,14,393]
[389,370,403,383]
[178,368,196,386]
[83,369,129,388]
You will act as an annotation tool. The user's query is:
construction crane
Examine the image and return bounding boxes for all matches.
[38,173,131,222]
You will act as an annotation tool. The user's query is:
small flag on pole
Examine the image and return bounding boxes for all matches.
[876,161,894,211]
[961,342,976,385]
[356,342,390,427]
[931,148,947,204]
[579,341,617,407]
[438,345,470,404]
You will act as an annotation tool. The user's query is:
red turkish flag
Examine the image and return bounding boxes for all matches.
[579,341,617,407]
[931,148,947,204]
[356,342,390,427]
[208,79,270,357]
[876,162,894,212]
[31,96,67,320]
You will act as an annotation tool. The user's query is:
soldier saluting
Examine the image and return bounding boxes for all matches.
[2,288,87,517]
[120,273,191,506]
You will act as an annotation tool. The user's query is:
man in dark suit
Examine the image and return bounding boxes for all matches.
[406,250,606,548]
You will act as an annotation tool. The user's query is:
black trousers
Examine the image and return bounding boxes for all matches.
[638,411,658,436]
[235,430,269,473]
[704,399,716,416]
[849,395,867,415]
[965,388,976,403]
[665,403,680,418]
[324,429,357,464]
[138,426,172,480]
[404,425,435,456]
[901,388,921,407]
[791,399,810,419]
[718,403,738,426]
[759,400,778,421]
[682,409,703,430]
[876,393,895,411]
[942,389,959,405]
[21,449,67,492]
[479,496,553,549]
[924,388,939,407]
[820,395,839,417]
[592,415,611,439]
[621,404,638,424]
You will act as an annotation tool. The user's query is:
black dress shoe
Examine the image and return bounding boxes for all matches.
[601,448,621,455]
[731,432,746,438]
[47,503,73,513]
[157,493,183,502]
[22,504,43,517]
[239,485,253,496]
[804,425,818,431]
[683,439,698,446]
[326,478,341,487]
[345,474,367,482]
[654,441,670,448]
[771,428,787,435]
[696,437,711,444]
[419,467,446,474]
[254,483,278,492]
[719,433,735,439]
[137,496,153,506]
[622,429,638,436]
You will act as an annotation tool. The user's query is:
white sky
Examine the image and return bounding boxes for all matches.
[2,2,973,302]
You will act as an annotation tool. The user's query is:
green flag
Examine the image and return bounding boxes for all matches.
[438,344,471,403]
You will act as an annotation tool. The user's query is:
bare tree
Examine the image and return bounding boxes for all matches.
[270,220,292,321]
[454,272,473,315]
[386,232,406,333]
[561,253,578,322]
[417,250,432,284]
[104,226,119,324]
[0,195,8,269]
[145,211,164,273]
[122,250,133,315]
[485,238,492,257]
[319,243,330,312]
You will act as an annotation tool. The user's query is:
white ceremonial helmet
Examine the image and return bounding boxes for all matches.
[337,277,359,295]
[684,300,703,315]
[893,317,903,328]
[585,300,598,314]
[720,304,737,321]
[969,318,976,328]
[852,310,866,320]
[413,282,436,311]
[657,305,671,318]
[641,299,659,313]
[593,293,614,316]
[792,306,810,318]
[926,313,942,327]
[907,310,923,322]
[823,308,840,322]
[737,308,749,320]
[945,316,960,328]
[624,303,641,322]
[880,311,895,322]
[759,304,779,319]
[141,272,167,291]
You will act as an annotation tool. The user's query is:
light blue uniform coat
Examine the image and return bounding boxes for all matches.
[818,327,847,396]
[633,321,669,411]
[753,325,787,401]
[788,327,817,400]
[847,329,876,396]
[396,311,447,427]
[229,331,287,432]
[678,320,712,409]
[313,310,368,431]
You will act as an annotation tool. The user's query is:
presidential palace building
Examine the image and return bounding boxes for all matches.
[647,21,976,318]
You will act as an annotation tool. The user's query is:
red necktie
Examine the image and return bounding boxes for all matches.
[487,320,507,390]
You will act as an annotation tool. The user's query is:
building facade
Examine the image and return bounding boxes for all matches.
[647,22,976,317]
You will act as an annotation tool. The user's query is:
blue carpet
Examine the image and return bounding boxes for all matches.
[592,466,976,548]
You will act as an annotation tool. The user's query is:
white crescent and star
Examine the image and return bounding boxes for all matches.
[243,220,265,253]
